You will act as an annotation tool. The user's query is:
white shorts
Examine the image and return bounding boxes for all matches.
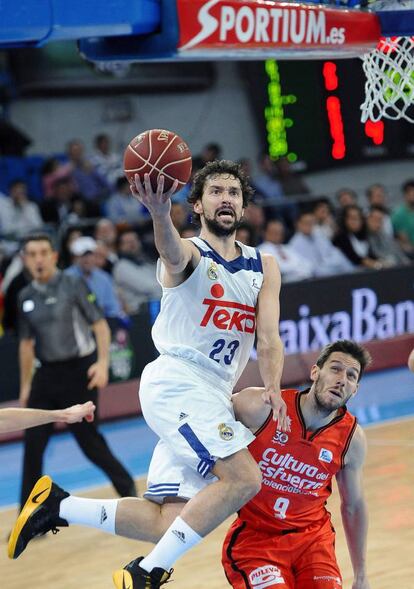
[139,355,255,504]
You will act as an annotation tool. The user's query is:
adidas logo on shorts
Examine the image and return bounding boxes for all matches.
[178,412,188,421]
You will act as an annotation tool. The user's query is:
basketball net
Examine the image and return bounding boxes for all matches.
[361,36,414,122]
[360,1,414,122]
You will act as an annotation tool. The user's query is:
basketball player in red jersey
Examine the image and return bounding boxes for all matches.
[223,339,371,589]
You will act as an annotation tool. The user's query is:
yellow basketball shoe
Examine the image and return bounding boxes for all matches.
[113,557,172,589]
[8,475,69,559]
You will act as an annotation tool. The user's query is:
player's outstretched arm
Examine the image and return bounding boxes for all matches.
[232,387,272,432]
[131,173,198,276]
[255,255,288,431]
[336,425,371,589]
[0,401,96,434]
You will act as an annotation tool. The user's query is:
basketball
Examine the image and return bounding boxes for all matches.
[123,129,192,192]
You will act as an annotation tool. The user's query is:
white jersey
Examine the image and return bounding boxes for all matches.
[152,237,264,387]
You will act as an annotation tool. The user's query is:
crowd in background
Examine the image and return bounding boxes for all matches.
[1,132,414,334]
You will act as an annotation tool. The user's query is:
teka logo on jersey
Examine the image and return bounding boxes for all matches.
[179,0,346,51]
[201,284,256,333]
[249,565,284,588]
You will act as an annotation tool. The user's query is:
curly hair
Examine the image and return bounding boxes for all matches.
[187,160,254,226]
[316,340,371,382]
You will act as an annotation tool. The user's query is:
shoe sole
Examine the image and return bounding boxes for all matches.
[113,569,134,589]
[8,475,52,559]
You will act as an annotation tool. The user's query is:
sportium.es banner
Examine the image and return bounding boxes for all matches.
[176,0,380,58]
[279,265,414,355]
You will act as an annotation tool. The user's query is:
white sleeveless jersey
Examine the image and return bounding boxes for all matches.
[152,237,264,387]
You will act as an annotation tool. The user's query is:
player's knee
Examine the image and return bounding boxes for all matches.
[236,465,262,503]
[247,467,263,499]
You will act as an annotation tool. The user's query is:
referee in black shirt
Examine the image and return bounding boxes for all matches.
[18,234,136,507]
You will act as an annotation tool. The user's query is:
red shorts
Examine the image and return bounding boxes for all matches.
[222,517,342,589]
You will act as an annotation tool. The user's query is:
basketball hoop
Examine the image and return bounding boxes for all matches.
[360,1,414,122]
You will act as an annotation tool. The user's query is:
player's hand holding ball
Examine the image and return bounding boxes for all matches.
[124,129,192,216]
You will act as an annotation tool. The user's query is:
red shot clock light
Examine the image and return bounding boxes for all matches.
[323,61,345,159]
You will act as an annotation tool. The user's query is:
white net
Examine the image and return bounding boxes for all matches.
[360,0,414,122]
[361,36,414,122]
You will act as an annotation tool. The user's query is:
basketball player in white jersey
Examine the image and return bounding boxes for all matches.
[9,160,286,589]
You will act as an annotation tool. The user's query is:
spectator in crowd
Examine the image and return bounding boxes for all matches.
[172,162,202,205]
[258,219,313,282]
[93,218,119,273]
[236,222,257,247]
[0,117,31,156]
[113,229,161,314]
[170,202,189,233]
[367,206,410,267]
[180,225,198,239]
[365,183,393,237]
[252,152,283,203]
[333,205,380,269]
[94,240,114,274]
[0,191,10,232]
[40,177,81,225]
[90,133,123,189]
[312,197,336,240]
[253,153,298,228]
[290,211,353,277]
[67,139,109,213]
[105,176,147,225]
[237,157,253,179]
[41,157,74,199]
[242,201,266,242]
[335,188,358,213]
[392,179,414,257]
[65,236,126,321]
[58,226,83,269]
[176,143,223,206]
[192,142,222,170]
[0,180,43,237]
[274,156,310,196]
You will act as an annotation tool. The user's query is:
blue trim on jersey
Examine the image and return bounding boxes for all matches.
[196,239,263,274]
[178,422,216,478]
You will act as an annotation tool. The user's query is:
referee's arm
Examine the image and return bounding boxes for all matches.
[19,338,35,407]
[88,319,111,389]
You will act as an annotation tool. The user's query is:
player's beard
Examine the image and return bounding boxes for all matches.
[313,374,349,413]
[204,213,243,237]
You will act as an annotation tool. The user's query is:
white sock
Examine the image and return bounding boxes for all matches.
[59,496,118,534]
[140,516,202,573]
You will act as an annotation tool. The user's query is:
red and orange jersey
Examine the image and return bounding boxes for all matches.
[240,388,357,531]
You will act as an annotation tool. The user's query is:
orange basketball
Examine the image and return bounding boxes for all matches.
[123,129,192,192]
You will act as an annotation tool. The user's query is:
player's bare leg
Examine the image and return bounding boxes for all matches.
[8,475,185,559]
[115,498,185,543]
[179,448,261,536]
[113,449,262,588]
